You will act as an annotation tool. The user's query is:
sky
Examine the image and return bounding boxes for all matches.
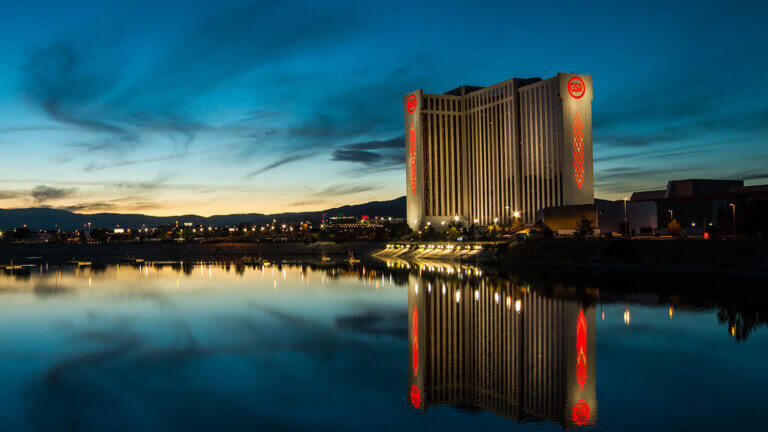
[0,0,767,216]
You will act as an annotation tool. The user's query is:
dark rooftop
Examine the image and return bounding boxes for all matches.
[443,85,485,96]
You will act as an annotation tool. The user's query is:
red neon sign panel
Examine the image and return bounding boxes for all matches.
[410,384,421,407]
[573,112,585,189]
[406,94,417,113]
[568,76,585,99]
[571,400,591,426]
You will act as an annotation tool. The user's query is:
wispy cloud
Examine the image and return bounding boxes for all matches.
[285,199,326,207]
[244,154,310,178]
[311,184,377,197]
[83,153,200,172]
[30,185,77,203]
[331,136,403,168]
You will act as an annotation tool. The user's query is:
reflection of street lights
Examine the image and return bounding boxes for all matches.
[729,203,736,237]
[668,209,673,220]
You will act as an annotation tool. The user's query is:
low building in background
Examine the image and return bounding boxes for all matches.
[595,200,658,235]
[538,200,658,236]
[631,179,768,236]
[539,179,768,237]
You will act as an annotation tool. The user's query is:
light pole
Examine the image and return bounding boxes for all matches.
[622,197,629,236]
[729,203,736,237]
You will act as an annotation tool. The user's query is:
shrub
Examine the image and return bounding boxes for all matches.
[667,219,683,238]
[574,216,595,239]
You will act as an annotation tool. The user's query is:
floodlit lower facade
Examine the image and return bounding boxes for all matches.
[404,73,594,229]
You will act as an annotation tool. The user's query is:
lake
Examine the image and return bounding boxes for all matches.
[0,259,766,431]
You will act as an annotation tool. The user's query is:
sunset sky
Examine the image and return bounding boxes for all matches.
[1,0,766,216]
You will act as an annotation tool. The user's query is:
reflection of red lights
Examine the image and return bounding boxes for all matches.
[568,76,585,99]
[410,384,421,407]
[406,94,417,113]
[409,125,417,195]
[412,305,418,377]
[576,309,587,391]
[573,112,585,189]
[571,400,591,426]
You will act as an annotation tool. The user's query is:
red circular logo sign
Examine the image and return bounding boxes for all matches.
[406,94,417,113]
[568,76,585,99]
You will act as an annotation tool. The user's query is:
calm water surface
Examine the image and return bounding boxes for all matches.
[0,260,766,431]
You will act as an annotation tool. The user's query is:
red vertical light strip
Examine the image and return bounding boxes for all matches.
[409,124,417,195]
[412,305,418,377]
[573,112,584,189]
[410,304,420,407]
[576,309,587,390]
[572,309,590,426]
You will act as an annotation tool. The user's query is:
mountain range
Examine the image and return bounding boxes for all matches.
[0,196,406,230]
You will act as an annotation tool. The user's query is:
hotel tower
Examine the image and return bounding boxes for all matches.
[404,73,594,229]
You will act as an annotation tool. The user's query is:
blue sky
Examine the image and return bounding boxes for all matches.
[0,0,766,215]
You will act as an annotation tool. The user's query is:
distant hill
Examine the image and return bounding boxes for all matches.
[0,196,406,230]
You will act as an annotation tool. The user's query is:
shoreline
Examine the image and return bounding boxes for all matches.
[0,242,384,265]
[2,239,767,280]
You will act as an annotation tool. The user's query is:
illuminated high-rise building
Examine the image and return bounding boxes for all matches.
[403,73,594,229]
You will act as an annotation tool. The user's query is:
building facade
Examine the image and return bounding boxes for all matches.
[404,73,594,229]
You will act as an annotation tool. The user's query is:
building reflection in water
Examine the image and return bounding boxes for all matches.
[408,274,597,429]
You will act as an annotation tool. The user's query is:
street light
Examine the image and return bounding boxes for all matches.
[729,203,736,237]
[622,197,629,236]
